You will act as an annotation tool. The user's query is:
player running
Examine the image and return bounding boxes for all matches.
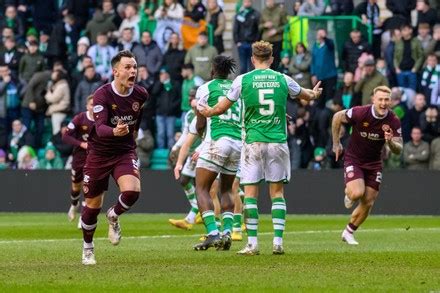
[332,86,402,245]
[62,95,94,227]
[199,41,322,255]
[80,50,148,265]
[169,90,203,230]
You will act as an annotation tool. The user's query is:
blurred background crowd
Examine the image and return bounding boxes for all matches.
[0,0,439,171]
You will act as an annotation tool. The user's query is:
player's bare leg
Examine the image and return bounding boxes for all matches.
[237,185,260,255]
[344,179,366,209]
[232,178,244,241]
[68,182,82,221]
[269,182,287,255]
[194,168,222,250]
[169,175,198,230]
[209,179,221,228]
[81,193,104,265]
[106,175,141,246]
[217,173,235,250]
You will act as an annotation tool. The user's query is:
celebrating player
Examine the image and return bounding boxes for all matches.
[331,86,402,245]
[62,95,94,226]
[199,41,322,255]
[80,50,148,265]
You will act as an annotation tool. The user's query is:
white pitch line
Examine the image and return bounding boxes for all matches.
[0,227,439,245]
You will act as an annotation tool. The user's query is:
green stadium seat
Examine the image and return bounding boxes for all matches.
[150,148,170,170]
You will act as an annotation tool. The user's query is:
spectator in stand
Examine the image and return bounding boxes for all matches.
[420,54,440,99]
[117,27,138,52]
[0,148,8,169]
[298,0,325,16]
[151,67,181,149]
[308,147,330,170]
[7,119,35,165]
[163,32,186,83]
[289,42,312,89]
[133,31,163,76]
[420,106,440,142]
[394,24,424,91]
[45,69,71,136]
[0,63,22,133]
[233,0,260,74]
[403,126,430,169]
[0,37,22,79]
[102,0,120,27]
[38,143,65,170]
[154,0,185,20]
[206,0,225,54]
[136,128,155,168]
[185,0,207,22]
[139,0,160,34]
[0,5,25,44]
[311,28,338,109]
[18,41,45,86]
[59,14,80,56]
[73,65,102,114]
[85,9,117,46]
[415,0,438,29]
[181,63,204,122]
[391,87,411,141]
[429,136,440,169]
[1,26,14,48]
[417,23,433,52]
[137,65,156,134]
[69,38,91,92]
[328,0,354,15]
[87,32,116,82]
[408,93,427,129]
[385,0,416,30]
[385,28,401,87]
[431,70,440,106]
[354,0,383,58]
[16,145,38,170]
[342,30,371,73]
[50,121,73,164]
[117,2,141,42]
[184,31,217,81]
[259,0,287,70]
[335,71,358,108]
[426,24,440,58]
[38,30,50,58]
[376,57,387,77]
[45,15,76,68]
[32,0,58,35]
[355,58,389,105]
[277,51,291,75]
[62,0,91,31]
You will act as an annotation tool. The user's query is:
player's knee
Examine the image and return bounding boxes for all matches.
[120,191,140,207]
[347,187,365,200]
[221,195,234,211]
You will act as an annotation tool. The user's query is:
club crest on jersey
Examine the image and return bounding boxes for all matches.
[362,122,369,127]
[132,102,140,112]
[382,124,390,132]
[112,104,117,110]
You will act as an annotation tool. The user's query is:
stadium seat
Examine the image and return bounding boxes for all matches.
[150,148,170,170]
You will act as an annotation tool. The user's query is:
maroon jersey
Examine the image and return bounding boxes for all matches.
[344,105,402,167]
[89,82,148,156]
[62,111,94,160]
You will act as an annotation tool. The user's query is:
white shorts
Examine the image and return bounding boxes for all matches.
[240,142,291,185]
[181,156,196,178]
[196,137,242,175]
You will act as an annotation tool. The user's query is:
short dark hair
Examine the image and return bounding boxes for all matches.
[111,50,136,68]
[182,63,194,70]
[212,55,236,79]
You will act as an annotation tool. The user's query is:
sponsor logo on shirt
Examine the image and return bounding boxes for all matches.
[360,132,381,140]
[110,115,137,125]
[93,105,104,113]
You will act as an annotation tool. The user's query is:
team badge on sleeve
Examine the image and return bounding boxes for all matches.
[67,122,75,130]
[93,105,104,113]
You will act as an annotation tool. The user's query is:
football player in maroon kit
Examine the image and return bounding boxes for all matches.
[62,95,94,226]
[80,50,148,265]
[332,86,403,245]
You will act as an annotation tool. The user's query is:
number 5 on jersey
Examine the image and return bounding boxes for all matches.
[258,89,275,116]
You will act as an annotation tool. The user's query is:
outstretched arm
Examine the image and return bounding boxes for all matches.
[331,110,349,161]
[385,130,403,155]
[297,81,323,101]
[174,133,198,180]
[198,97,234,117]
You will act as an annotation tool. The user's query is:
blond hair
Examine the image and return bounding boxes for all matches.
[252,41,273,61]
[373,85,391,96]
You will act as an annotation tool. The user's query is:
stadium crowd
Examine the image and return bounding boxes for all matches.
[0,0,440,171]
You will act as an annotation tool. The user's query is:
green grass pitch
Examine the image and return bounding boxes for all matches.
[0,213,439,291]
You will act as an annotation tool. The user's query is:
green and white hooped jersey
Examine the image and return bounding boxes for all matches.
[227,69,301,144]
[196,79,242,142]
